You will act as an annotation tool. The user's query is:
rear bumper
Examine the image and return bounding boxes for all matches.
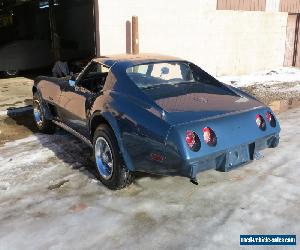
[184,133,280,179]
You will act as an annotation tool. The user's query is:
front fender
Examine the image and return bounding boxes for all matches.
[33,84,53,120]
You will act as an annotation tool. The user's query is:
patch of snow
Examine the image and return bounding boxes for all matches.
[0,109,300,249]
[218,67,300,88]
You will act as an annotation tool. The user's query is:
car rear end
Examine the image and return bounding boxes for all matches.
[164,107,280,180]
[122,59,281,181]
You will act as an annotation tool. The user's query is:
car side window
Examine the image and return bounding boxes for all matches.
[77,62,109,93]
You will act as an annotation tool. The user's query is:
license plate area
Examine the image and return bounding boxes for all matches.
[225,144,250,171]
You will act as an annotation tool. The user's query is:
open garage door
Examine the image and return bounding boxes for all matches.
[52,0,96,62]
[0,0,96,76]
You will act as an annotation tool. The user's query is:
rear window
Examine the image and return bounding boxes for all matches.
[126,61,223,90]
[126,62,196,89]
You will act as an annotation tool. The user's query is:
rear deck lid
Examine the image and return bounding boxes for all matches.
[144,82,263,125]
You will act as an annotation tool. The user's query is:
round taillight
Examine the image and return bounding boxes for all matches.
[202,127,217,146]
[266,112,276,127]
[185,130,201,151]
[256,114,266,130]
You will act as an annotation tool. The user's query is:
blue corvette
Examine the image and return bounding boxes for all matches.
[33,54,280,189]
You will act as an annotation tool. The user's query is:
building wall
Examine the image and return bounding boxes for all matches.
[217,0,266,11]
[98,0,287,76]
[280,0,300,13]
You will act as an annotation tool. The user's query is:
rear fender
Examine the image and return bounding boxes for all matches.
[90,111,135,171]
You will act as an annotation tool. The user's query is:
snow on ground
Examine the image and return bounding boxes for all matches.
[218,67,300,88]
[218,67,300,105]
[0,109,300,250]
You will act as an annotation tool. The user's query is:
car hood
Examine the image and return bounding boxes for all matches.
[143,83,264,125]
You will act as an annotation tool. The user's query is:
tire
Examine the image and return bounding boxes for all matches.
[4,70,19,77]
[33,92,56,134]
[93,124,134,190]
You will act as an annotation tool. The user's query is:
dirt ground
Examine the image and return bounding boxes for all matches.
[0,111,37,146]
[241,82,300,105]
[0,77,33,113]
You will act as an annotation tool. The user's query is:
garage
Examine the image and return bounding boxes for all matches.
[0,0,96,76]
